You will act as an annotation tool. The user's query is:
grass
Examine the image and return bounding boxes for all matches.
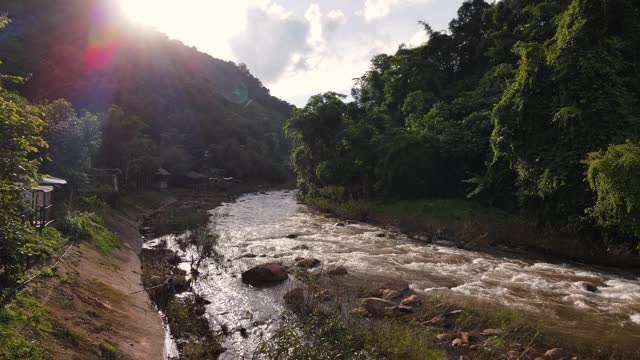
[258,309,445,360]
[309,196,521,226]
[0,289,50,360]
[57,212,120,254]
[307,196,536,250]
[98,341,120,360]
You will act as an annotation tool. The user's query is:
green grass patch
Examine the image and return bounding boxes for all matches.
[98,341,120,360]
[57,212,120,254]
[0,289,50,360]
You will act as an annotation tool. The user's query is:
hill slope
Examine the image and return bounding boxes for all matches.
[0,0,293,183]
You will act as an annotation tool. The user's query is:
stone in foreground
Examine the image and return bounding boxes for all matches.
[544,348,567,360]
[241,263,288,284]
[361,297,397,316]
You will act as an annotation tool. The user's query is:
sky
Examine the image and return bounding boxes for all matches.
[118,0,465,107]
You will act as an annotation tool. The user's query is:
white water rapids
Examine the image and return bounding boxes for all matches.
[150,190,640,358]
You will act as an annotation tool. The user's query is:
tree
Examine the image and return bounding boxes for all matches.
[586,142,640,244]
[40,99,101,188]
[0,16,47,282]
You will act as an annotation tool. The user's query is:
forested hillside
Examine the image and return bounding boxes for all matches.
[0,0,293,187]
[287,0,640,254]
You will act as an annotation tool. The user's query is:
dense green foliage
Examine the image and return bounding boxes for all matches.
[586,143,640,242]
[1,0,293,187]
[39,99,102,189]
[288,0,640,251]
[0,16,50,284]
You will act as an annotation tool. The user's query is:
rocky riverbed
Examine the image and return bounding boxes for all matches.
[146,190,640,359]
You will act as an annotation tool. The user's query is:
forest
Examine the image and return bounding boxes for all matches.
[287,0,640,255]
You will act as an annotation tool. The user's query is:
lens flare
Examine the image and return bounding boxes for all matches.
[84,4,120,70]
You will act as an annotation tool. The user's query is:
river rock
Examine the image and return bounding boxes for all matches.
[240,253,257,258]
[581,282,598,292]
[351,307,368,317]
[544,348,567,360]
[362,297,397,316]
[286,234,299,239]
[400,295,421,307]
[452,338,462,347]
[335,222,345,227]
[382,289,402,300]
[480,328,500,336]
[396,305,414,313]
[295,258,320,269]
[434,239,457,247]
[241,263,288,284]
[328,266,348,276]
[436,333,450,341]
[291,244,309,250]
[284,288,306,305]
[461,331,471,344]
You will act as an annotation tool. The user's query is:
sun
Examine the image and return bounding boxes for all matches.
[116,0,251,60]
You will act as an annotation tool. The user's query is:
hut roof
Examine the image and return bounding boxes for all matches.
[156,168,171,176]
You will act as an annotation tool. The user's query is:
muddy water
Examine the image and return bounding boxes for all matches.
[152,190,640,358]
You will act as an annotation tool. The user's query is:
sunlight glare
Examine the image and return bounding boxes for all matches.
[117,0,256,59]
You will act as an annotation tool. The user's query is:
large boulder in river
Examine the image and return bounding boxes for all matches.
[241,263,288,284]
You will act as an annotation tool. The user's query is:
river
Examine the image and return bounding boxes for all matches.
[150,190,640,358]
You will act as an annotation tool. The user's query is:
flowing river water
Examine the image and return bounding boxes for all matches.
[150,190,640,358]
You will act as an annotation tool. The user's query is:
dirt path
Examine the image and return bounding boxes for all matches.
[32,206,168,360]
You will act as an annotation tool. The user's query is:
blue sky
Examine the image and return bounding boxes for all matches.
[119,0,466,107]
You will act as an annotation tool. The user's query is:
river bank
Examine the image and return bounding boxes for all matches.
[305,196,640,268]
[22,200,170,360]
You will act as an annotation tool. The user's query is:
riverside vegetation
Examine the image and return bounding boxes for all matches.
[286,0,640,261]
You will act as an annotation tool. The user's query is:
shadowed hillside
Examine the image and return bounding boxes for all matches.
[0,0,294,183]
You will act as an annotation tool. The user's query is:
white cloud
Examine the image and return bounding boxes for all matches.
[364,0,398,21]
[305,4,323,47]
[230,4,310,82]
[327,10,347,25]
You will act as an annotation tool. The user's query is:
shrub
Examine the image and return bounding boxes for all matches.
[19,227,67,260]
[586,142,640,246]
[57,212,120,254]
[98,341,119,360]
